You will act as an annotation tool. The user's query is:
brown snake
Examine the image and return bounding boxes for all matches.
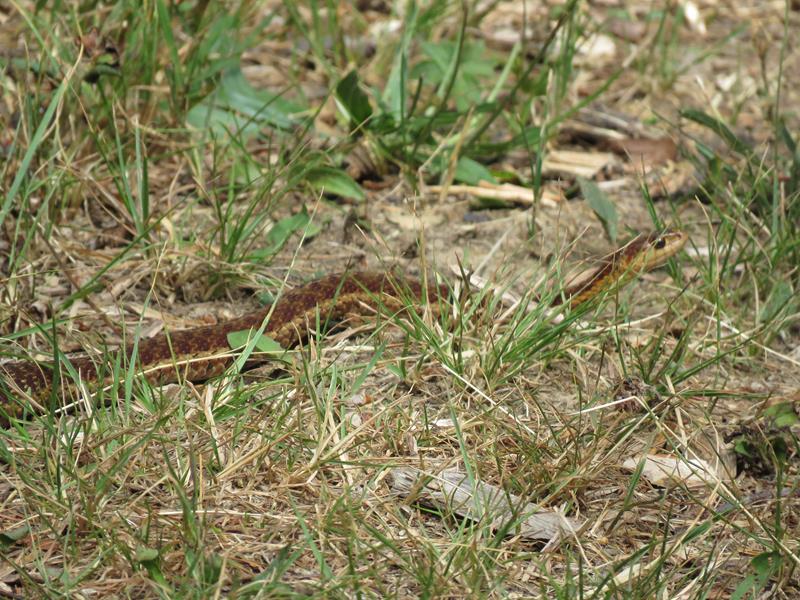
[0,230,687,423]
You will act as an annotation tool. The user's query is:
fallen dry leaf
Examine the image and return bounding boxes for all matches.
[622,453,729,489]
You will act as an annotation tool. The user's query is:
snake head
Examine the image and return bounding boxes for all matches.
[559,228,688,307]
[632,229,688,270]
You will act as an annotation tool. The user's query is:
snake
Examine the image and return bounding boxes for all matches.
[0,230,687,423]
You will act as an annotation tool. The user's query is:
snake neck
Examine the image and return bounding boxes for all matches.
[554,230,687,307]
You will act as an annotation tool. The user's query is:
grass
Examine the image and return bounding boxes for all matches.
[1,0,799,597]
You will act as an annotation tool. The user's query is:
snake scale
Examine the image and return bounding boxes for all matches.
[0,230,687,423]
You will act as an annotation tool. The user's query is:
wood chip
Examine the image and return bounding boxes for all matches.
[427,181,561,207]
[543,149,615,179]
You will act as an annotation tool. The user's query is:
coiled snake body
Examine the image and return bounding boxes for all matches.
[0,230,687,423]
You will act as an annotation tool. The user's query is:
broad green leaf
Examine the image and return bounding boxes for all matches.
[335,70,373,130]
[229,160,263,186]
[0,524,31,546]
[307,167,365,201]
[382,1,419,119]
[135,544,171,590]
[752,552,781,577]
[730,575,758,600]
[774,413,799,428]
[578,177,618,242]
[418,40,496,79]
[249,210,318,261]
[732,438,752,457]
[411,40,498,110]
[136,547,160,562]
[265,210,311,249]
[731,552,781,600]
[227,330,285,355]
[187,68,304,138]
[764,402,800,427]
[512,125,543,149]
[774,413,800,428]
[455,156,496,185]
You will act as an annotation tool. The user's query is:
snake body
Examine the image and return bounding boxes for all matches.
[0,230,686,423]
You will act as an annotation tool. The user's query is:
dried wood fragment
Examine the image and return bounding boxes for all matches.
[543,150,615,179]
[426,181,561,207]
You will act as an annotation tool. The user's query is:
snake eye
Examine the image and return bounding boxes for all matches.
[654,238,667,250]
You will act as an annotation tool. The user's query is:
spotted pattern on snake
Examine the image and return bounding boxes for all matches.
[0,230,687,423]
[0,272,446,423]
